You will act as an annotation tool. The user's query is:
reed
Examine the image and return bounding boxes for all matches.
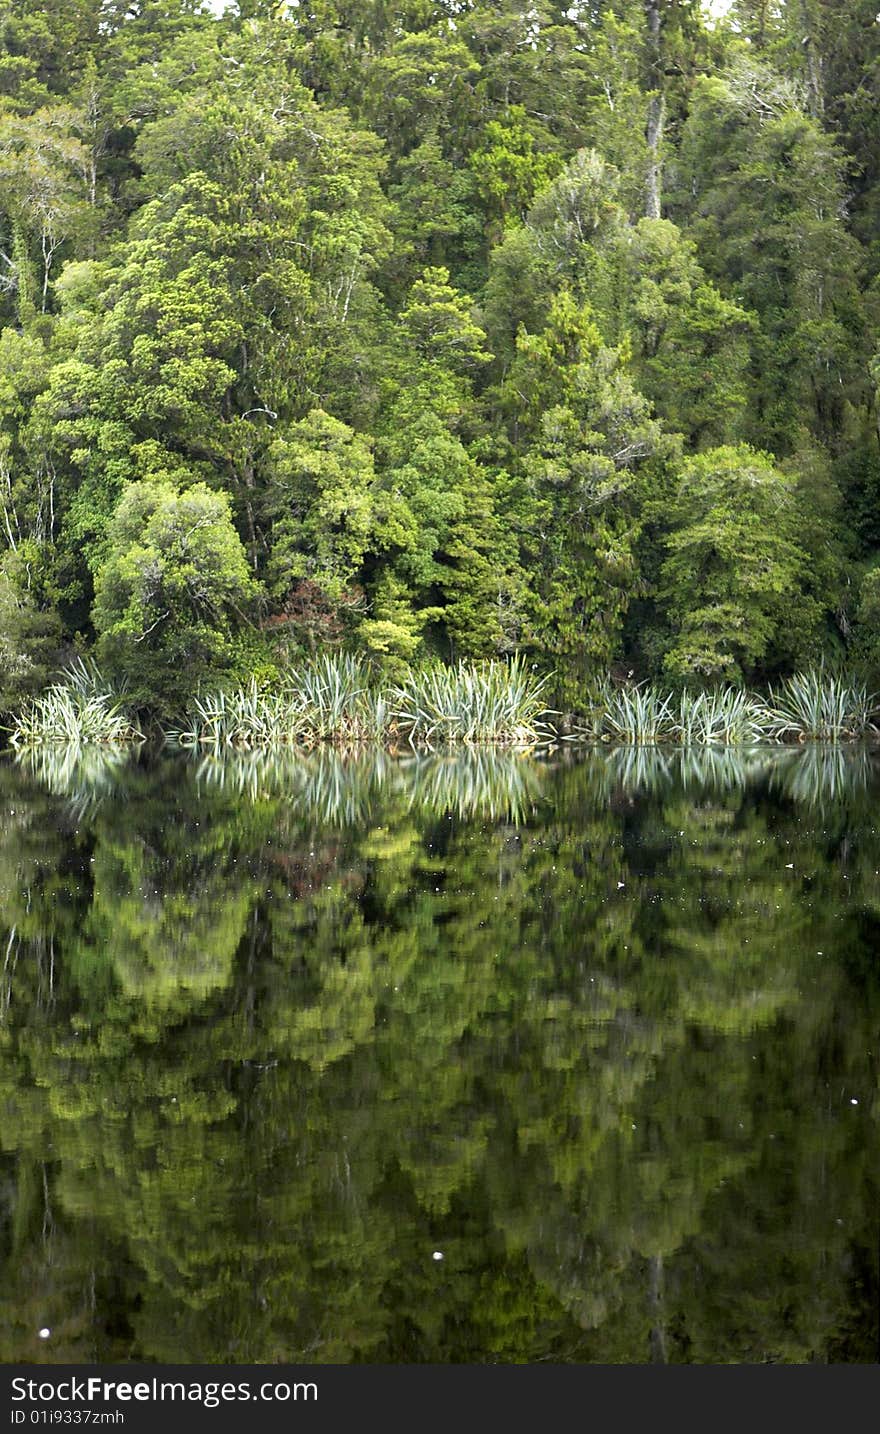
[279,652,384,741]
[600,681,771,745]
[571,669,877,746]
[170,655,386,749]
[171,681,311,750]
[9,658,143,748]
[177,655,554,750]
[600,683,677,744]
[391,656,553,746]
[28,657,876,754]
[675,686,770,745]
[763,669,875,742]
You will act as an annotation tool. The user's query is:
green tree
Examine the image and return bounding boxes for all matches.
[612,218,754,449]
[386,131,483,296]
[469,104,563,235]
[0,553,60,712]
[500,289,668,696]
[675,62,867,456]
[386,264,493,427]
[658,443,821,682]
[368,416,516,664]
[0,104,93,321]
[92,477,257,714]
[264,408,375,613]
[363,30,480,167]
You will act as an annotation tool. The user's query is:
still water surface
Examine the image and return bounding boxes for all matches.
[1,744,878,1363]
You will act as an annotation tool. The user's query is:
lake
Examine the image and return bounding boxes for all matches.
[0,744,877,1363]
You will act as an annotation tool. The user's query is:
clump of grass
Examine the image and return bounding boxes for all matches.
[600,683,677,744]
[764,669,875,742]
[570,668,877,746]
[391,656,553,747]
[171,655,386,750]
[172,681,311,750]
[279,653,384,740]
[177,655,554,751]
[598,680,769,745]
[169,662,880,751]
[10,658,143,748]
[675,687,769,745]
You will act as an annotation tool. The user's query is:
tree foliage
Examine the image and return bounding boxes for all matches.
[92,478,256,714]
[0,0,878,707]
[658,444,820,683]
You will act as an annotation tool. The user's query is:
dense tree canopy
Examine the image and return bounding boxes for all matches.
[1,0,880,713]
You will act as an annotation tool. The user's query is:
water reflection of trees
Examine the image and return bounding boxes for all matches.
[0,752,877,1363]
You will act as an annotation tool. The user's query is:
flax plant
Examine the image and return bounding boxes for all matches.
[391,656,553,747]
[764,669,875,742]
[600,684,677,744]
[675,687,769,745]
[10,658,143,748]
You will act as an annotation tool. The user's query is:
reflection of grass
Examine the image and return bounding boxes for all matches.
[15,740,877,822]
[192,746,390,824]
[193,746,547,825]
[603,744,776,796]
[398,750,546,822]
[599,742,878,807]
[768,744,874,809]
[13,742,136,819]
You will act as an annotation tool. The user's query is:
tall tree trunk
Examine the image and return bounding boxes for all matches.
[799,0,824,119]
[645,93,665,219]
[645,0,664,219]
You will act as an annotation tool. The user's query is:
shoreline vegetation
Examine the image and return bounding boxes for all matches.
[6,6,880,759]
[7,657,145,749]
[7,654,877,752]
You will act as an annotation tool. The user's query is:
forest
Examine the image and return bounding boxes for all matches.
[2,0,880,721]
